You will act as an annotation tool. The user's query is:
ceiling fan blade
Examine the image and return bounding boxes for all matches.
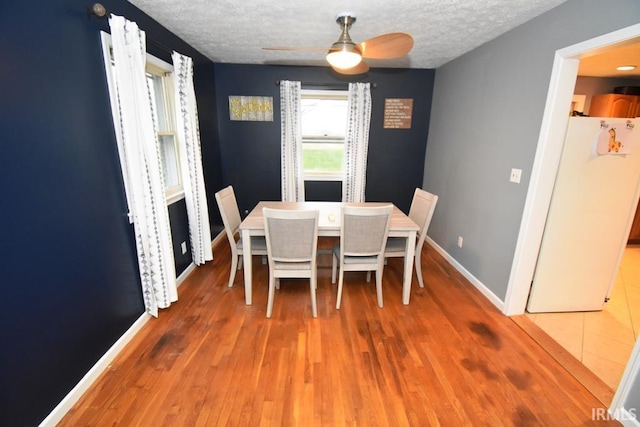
[333,60,370,75]
[262,47,329,52]
[358,32,414,59]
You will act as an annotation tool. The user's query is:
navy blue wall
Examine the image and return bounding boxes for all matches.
[0,0,222,424]
[214,64,435,215]
[0,1,433,423]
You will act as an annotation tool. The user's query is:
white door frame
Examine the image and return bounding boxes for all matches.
[502,23,640,416]
[504,22,640,315]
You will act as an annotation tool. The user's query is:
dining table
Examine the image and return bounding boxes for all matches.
[238,201,420,306]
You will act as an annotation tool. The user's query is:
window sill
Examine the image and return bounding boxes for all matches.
[166,189,185,205]
[304,175,344,182]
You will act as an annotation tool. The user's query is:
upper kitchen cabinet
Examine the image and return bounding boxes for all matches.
[589,93,639,118]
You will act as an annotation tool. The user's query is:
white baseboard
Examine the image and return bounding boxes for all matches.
[616,409,640,427]
[40,261,197,426]
[211,229,226,249]
[177,262,196,288]
[426,237,505,313]
[38,312,151,426]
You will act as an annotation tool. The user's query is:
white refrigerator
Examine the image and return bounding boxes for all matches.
[527,117,640,313]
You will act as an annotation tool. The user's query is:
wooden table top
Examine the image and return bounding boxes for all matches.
[240,201,418,234]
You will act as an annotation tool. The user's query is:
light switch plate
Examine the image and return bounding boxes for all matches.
[510,168,522,184]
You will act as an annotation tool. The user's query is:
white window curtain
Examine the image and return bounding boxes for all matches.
[108,15,177,317]
[171,51,213,266]
[342,82,372,203]
[279,80,305,202]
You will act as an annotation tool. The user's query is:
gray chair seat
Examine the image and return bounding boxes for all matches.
[332,244,379,264]
[237,236,267,251]
[383,237,406,253]
[273,261,312,270]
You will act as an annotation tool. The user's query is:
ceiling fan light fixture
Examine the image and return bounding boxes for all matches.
[326,42,362,69]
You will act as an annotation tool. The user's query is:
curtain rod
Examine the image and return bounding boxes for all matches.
[146,38,174,56]
[87,3,174,56]
[275,80,378,89]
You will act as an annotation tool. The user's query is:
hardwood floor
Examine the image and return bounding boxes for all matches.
[60,238,619,426]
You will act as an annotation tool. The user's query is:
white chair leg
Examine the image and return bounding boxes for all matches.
[275,278,280,290]
[336,270,345,309]
[415,242,425,288]
[331,254,338,284]
[376,266,384,308]
[366,271,371,282]
[228,255,238,287]
[415,253,425,288]
[266,274,276,318]
[310,274,318,318]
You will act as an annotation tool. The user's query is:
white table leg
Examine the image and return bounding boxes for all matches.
[241,229,253,305]
[402,230,417,305]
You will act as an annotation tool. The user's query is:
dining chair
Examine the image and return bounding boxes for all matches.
[263,208,320,318]
[384,188,438,288]
[214,185,267,287]
[332,204,393,309]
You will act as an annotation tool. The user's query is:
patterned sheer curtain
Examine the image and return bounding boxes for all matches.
[108,15,177,317]
[171,51,213,266]
[279,80,305,202]
[342,82,372,202]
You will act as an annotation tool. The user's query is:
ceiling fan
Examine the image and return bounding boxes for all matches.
[263,14,414,75]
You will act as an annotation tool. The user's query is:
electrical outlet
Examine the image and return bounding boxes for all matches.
[510,168,522,184]
[457,236,463,248]
[181,241,187,254]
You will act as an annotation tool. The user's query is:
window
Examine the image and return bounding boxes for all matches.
[100,32,184,204]
[145,60,183,203]
[301,89,348,180]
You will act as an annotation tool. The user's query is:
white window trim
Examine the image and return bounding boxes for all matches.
[100,31,185,207]
[301,89,348,182]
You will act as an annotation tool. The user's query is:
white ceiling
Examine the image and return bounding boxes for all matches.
[126,0,639,79]
[127,0,570,69]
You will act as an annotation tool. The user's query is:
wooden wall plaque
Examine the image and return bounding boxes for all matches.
[383,98,413,129]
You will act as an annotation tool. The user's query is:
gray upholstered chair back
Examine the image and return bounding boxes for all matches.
[409,188,438,238]
[215,185,267,287]
[215,185,241,243]
[264,215,317,263]
[341,205,394,257]
[343,213,391,256]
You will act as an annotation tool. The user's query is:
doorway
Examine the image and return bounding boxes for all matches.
[525,59,640,390]
[504,23,640,315]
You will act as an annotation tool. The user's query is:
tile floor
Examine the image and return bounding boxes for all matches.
[525,245,640,390]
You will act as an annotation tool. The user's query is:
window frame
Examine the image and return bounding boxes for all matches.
[300,89,349,182]
[145,59,184,204]
[100,31,185,206]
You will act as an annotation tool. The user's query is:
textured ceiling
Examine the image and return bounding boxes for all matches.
[127,0,569,69]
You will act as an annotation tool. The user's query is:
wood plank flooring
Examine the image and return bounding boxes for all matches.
[60,238,619,426]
